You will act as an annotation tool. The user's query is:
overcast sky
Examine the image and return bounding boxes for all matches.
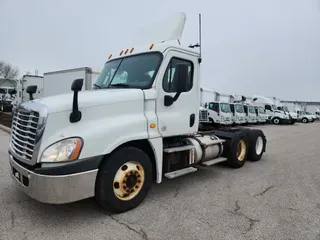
[1,0,320,101]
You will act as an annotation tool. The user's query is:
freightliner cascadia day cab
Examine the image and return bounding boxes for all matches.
[8,12,267,213]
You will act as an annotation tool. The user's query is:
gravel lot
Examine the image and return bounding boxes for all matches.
[1,122,320,240]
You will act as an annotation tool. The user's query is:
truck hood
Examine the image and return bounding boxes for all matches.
[32,89,144,114]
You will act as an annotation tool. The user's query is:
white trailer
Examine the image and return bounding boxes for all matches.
[8,12,268,213]
[43,67,100,97]
[11,75,44,111]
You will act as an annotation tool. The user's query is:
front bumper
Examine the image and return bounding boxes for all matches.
[9,153,101,204]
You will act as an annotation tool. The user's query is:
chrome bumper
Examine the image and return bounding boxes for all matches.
[9,154,98,204]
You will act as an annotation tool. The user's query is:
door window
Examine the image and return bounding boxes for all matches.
[163,58,193,93]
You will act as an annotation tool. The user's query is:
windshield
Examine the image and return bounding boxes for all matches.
[277,106,284,111]
[220,103,231,113]
[94,53,162,89]
[272,105,277,111]
[0,89,7,94]
[235,104,244,113]
[249,106,256,114]
[259,107,265,114]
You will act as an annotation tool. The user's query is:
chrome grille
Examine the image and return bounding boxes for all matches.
[10,109,40,161]
[199,110,208,121]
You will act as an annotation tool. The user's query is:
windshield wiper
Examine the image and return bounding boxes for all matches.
[109,83,130,88]
[93,84,101,89]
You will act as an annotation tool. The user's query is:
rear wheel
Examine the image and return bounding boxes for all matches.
[247,129,267,161]
[302,118,308,123]
[225,132,248,168]
[95,146,153,213]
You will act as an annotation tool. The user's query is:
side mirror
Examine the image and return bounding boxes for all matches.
[164,64,188,107]
[70,79,83,123]
[71,78,84,91]
[26,85,37,100]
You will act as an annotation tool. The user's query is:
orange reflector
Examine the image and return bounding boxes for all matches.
[119,50,124,56]
[130,47,134,53]
[149,44,154,50]
[108,54,112,59]
[150,123,156,129]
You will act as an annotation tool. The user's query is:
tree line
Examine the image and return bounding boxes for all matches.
[0,61,19,80]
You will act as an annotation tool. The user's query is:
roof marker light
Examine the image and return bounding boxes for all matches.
[124,49,129,54]
[130,47,134,53]
[149,43,154,50]
[119,50,124,56]
[108,54,112,59]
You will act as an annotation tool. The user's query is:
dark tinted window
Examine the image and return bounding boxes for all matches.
[163,58,193,93]
[265,105,272,111]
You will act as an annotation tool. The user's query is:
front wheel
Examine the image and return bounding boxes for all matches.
[272,117,280,125]
[302,118,308,123]
[95,146,153,213]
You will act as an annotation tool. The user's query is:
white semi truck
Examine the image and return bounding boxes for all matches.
[252,95,292,125]
[0,86,16,112]
[201,88,233,125]
[8,12,267,213]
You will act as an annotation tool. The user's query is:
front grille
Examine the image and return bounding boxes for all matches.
[199,110,208,121]
[10,109,40,161]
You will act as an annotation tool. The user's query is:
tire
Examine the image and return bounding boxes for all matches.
[95,146,153,213]
[247,129,267,161]
[222,131,249,168]
[272,117,280,125]
[302,118,308,123]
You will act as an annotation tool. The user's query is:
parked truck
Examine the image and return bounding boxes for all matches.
[8,12,267,213]
[252,95,293,125]
[228,95,246,125]
[201,88,233,125]
[0,86,16,112]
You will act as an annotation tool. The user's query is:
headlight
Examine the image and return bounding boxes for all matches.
[41,138,83,163]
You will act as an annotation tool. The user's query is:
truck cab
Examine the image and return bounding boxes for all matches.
[0,86,16,112]
[252,95,291,125]
[243,104,257,124]
[255,106,267,124]
[230,103,246,125]
[296,110,313,123]
[204,101,233,125]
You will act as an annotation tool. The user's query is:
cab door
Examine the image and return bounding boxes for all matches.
[155,50,199,137]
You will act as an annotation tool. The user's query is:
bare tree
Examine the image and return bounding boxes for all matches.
[0,60,19,79]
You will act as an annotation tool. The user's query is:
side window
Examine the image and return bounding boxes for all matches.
[163,57,193,93]
[265,105,272,111]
